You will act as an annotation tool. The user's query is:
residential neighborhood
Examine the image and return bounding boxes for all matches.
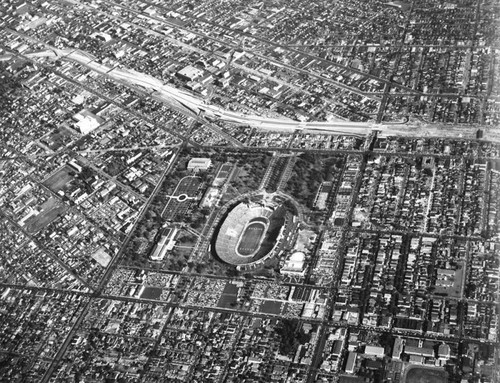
[0,0,499,382]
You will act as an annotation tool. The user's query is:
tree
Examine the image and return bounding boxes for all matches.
[275,319,307,356]
[422,168,433,177]
[378,332,394,349]
[199,207,210,216]
[225,268,239,277]
[79,166,93,181]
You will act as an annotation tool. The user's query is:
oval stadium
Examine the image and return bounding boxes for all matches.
[214,201,290,267]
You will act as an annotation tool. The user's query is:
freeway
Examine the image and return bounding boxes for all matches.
[61,47,500,141]
[106,0,411,96]
[23,46,499,142]
[26,46,374,137]
[4,40,193,147]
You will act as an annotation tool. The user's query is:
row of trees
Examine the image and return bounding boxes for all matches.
[285,154,344,209]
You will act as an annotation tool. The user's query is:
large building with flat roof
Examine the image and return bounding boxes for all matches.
[345,352,357,374]
[177,65,204,82]
[150,227,178,261]
[364,345,385,358]
[187,157,212,171]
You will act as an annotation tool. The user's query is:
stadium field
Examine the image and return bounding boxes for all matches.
[214,199,291,266]
[237,222,266,256]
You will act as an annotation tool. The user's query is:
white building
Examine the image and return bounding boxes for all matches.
[150,227,179,261]
[177,65,204,81]
[364,345,385,358]
[72,109,104,134]
[345,352,357,374]
[187,158,212,171]
[281,252,306,275]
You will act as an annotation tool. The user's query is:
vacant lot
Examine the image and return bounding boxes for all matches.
[25,197,67,234]
[43,166,74,193]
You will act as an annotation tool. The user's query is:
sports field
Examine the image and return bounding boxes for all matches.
[237,222,266,256]
[405,366,447,383]
[214,199,291,266]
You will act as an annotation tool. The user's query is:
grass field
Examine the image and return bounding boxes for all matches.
[217,282,239,308]
[260,300,283,314]
[43,166,74,192]
[237,222,266,256]
[175,176,201,196]
[24,198,67,234]
[140,287,162,300]
[162,176,201,219]
[405,366,447,383]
